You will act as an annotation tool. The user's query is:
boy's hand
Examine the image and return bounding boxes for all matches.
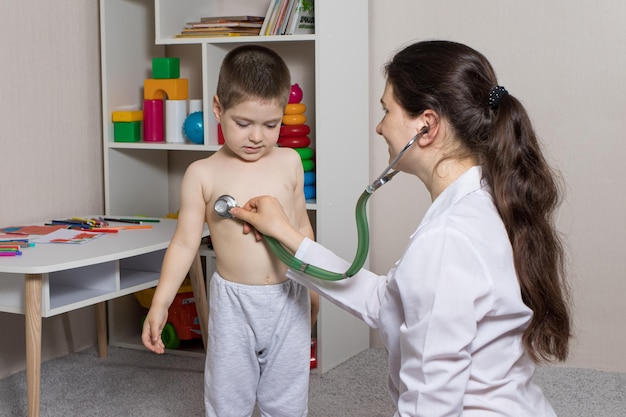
[141,308,168,354]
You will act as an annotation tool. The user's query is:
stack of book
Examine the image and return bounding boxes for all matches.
[260,0,315,36]
[176,15,264,38]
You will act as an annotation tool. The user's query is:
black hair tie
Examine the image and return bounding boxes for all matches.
[488,85,508,109]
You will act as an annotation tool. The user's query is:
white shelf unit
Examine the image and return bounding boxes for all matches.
[100,0,370,373]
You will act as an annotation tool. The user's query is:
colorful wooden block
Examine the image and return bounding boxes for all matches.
[112,110,143,122]
[143,99,164,142]
[114,121,141,142]
[144,78,189,100]
[152,57,180,79]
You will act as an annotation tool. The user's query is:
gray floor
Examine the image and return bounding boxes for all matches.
[0,347,625,416]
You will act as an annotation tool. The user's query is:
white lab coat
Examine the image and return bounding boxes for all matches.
[287,166,556,417]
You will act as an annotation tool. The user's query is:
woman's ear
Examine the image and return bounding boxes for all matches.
[417,109,440,146]
[212,95,222,122]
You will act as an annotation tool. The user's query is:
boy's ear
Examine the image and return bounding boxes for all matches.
[212,95,222,121]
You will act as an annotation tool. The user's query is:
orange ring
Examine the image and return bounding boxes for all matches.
[284,103,306,115]
[282,114,307,125]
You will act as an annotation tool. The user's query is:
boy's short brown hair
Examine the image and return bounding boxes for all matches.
[216,45,291,110]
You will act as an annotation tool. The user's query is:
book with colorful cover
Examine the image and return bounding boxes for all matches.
[259,0,277,36]
[185,21,263,29]
[199,15,263,23]
[286,0,314,35]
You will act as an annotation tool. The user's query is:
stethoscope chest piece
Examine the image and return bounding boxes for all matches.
[214,195,238,218]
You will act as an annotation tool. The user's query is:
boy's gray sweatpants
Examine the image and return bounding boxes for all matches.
[204,272,311,417]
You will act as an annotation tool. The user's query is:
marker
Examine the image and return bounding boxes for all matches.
[0,251,22,256]
[108,225,153,230]
[80,228,119,233]
[0,242,34,248]
[102,218,142,224]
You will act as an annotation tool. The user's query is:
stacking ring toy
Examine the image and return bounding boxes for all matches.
[280,124,310,137]
[294,147,314,160]
[282,114,307,125]
[278,136,311,148]
[302,159,315,172]
[304,185,316,200]
[304,171,316,186]
[284,103,306,115]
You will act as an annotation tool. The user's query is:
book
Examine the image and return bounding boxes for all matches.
[175,30,259,38]
[265,0,285,35]
[286,0,314,35]
[185,21,263,29]
[259,0,278,36]
[181,27,261,33]
[272,0,292,35]
[279,0,297,35]
[199,15,263,23]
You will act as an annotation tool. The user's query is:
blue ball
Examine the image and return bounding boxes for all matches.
[183,111,204,144]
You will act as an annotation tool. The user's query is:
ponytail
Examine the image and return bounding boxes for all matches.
[483,94,571,362]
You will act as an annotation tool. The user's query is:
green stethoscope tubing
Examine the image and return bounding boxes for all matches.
[262,189,372,281]
[214,129,428,281]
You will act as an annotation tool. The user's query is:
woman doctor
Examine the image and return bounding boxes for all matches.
[231,40,571,416]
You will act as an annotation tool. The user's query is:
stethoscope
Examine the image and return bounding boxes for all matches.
[214,126,429,280]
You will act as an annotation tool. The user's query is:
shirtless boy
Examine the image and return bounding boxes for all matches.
[142,45,318,417]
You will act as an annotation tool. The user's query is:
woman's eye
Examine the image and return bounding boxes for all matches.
[236,121,249,128]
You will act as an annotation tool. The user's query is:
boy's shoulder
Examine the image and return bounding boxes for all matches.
[272,146,300,162]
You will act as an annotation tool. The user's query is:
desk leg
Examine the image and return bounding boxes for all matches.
[25,273,42,417]
[189,252,208,350]
[95,302,107,358]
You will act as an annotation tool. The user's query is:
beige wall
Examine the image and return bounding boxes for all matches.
[0,1,102,377]
[1,0,625,378]
[368,1,626,372]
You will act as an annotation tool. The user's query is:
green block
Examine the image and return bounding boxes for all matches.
[152,57,180,79]
[114,121,141,142]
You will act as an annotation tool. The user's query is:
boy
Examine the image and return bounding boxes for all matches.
[142,45,318,417]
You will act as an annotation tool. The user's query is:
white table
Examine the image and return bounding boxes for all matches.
[0,218,209,417]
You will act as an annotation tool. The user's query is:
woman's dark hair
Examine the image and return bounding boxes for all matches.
[385,40,570,362]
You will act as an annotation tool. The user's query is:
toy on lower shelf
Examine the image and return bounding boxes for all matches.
[134,278,202,349]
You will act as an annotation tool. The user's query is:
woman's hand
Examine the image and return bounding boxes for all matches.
[230,195,305,253]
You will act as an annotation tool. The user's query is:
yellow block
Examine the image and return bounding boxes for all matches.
[282,114,307,125]
[284,103,306,115]
[112,110,143,122]
[144,78,189,100]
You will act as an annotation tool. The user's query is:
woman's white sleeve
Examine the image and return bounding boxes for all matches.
[286,237,387,328]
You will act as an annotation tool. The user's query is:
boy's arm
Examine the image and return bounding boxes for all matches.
[142,162,208,353]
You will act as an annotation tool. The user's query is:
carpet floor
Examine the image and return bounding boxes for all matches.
[1,347,625,416]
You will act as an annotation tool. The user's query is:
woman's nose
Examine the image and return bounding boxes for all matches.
[375,120,383,135]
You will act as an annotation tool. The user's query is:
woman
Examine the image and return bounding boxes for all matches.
[231,40,571,416]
